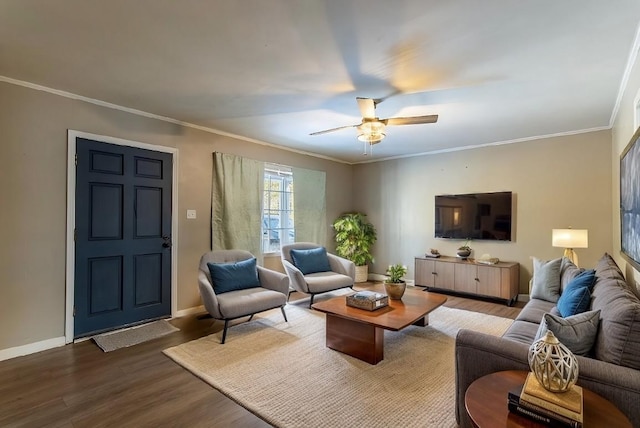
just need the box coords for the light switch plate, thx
[186,209,197,219]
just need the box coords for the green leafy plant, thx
[458,239,472,251]
[332,212,377,266]
[386,264,407,283]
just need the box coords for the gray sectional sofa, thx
[455,254,640,427]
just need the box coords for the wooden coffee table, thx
[465,370,632,427]
[311,285,447,364]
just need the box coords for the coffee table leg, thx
[413,314,429,327]
[325,314,384,364]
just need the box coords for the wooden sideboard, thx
[415,256,519,305]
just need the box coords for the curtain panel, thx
[211,153,264,259]
[211,152,327,258]
[292,167,327,246]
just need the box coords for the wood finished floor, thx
[1,283,523,428]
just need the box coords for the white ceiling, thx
[2,1,640,163]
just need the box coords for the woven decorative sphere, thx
[528,331,579,392]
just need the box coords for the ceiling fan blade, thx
[383,115,439,126]
[309,124,359,136]
[356,97,377,120]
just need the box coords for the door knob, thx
[162,235,172,248]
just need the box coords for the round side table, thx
[464,370,631,427]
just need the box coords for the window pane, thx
[262,164,294,253]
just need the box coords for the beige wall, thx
[0,82,353,351]
[612,46,640,290]
[352,130,613,293]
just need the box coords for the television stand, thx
[414,256,519,305]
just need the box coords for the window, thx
[262,164,295,253]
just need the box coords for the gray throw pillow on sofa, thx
[530,258,562,302]
[534,310,601,356]
[560,257,582,293]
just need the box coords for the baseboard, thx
[367,273,387,281]
[0,336,66,362]
[366,274,414,287]
[174,305,205,318]
[518,294,530,303]
[0,306,209,361]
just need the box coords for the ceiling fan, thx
[309,97,438,148]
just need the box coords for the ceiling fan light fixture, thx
[357,120,386,144]
[357,132,386,144]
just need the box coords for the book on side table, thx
[508,373,583,428]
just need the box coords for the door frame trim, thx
[65,130,179,343]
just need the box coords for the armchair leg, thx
[281,306,288,322]
[247,314,254,322]
[309,294,315,309]
[221,319,230,344]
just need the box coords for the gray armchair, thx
[281,242,356,308]
[198,250,289,343]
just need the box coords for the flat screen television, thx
[435,191,513,241]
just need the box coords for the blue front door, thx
[74,138,173,338]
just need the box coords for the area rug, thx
[93,319,179,352]
[163,304,513,428]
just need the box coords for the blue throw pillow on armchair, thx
[290,247,331,275]
[207,257,260,294]
[557,269,596,317]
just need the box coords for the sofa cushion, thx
[530,257,562,302]
[216,287,286,319]
[515,298,556,324]
[207,257,260,294]
[591,263,640,370]
[557,270,596,317]
[290,247,331,275]
[503,320,540,345]
[595,253,626,282]
[595,252,640,298]
[304,271,353,293]
[534,310,600,356]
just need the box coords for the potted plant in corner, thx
[456,239,472,260]
[332,212,377,283]
[384,264,408,300]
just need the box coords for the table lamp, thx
[552,228,588,266]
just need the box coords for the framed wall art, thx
[620,126,640,271]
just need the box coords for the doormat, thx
[93,320,179,352]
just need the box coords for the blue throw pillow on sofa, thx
[290,247,331,275]
[557,269,596,317]
[207,257,260,294]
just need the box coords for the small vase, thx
[384,281,406,300]
[528,331,579,392]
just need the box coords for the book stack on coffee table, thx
[508,372,584,428]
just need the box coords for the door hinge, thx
[74,228,77,241]
[75,153,78,166]
[73,306,76,317]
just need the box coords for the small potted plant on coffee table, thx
[384,264,408,300]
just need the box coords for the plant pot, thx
[384,280,406,300]
[456,249,471,259]
[354,265,368,283]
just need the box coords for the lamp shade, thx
[552,229,588,249]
